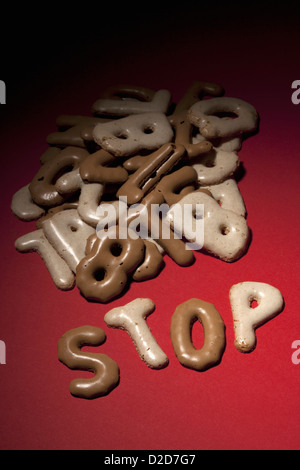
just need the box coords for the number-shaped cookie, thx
[76,229,145,302]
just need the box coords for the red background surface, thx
[0,3,300,450]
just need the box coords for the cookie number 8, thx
[76,229,145,303]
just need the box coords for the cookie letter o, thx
[170,298,226,371]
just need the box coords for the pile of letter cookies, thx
[11,81,284,398]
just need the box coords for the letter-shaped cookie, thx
[188,97,258,139]
[14,229,75,290]
[202,178,246,217]
[166,191,249,262]
[29,146,89,206]
[104,298,169,369]
[190,146,240,185]
[58,326,120,399]
[46,115,111,148]
[92,89,171,116]
[155,166,198,206]
[55,168,106,228]
[229,282,284,353]
[55,167,83,194]
[92,112,174,157]
[93,84,156,108]
[168,81,224,158]
[170,298,226,371]
[132,240,164,281]
[192,132,242,152]
[79,148,128,184]
[42,209,95,273]
[11,184,45,221]
[128,189,195,267]
[116,143,185,204]
[77,182,106,227]
[35,202,79,229]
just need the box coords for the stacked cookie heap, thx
[11,81,259,303]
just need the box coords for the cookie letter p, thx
[229,282,284,353]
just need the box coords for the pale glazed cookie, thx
[192,133,242,152]
[35,201,79,229]
[11,184,45,221]
[54,166,106,228]
[55,167,83,194]
[215,136,242,152]
[92,112,174,157]
[190,132,241,185]
[190,147,240,185]
[170,298,226,371]
[42,209,95,273]
[15,229,75,290]
[188,97,258,139]
[229,282,284,353]
[92,89,171,117]
[95,199,126,232]
[166,190,249,262]
[201,178,246,217]
[104,298,169,369]
[77,182,106,228]
[47,115,112,148]
[58,325,120,399]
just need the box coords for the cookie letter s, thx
[58,326,120,398]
